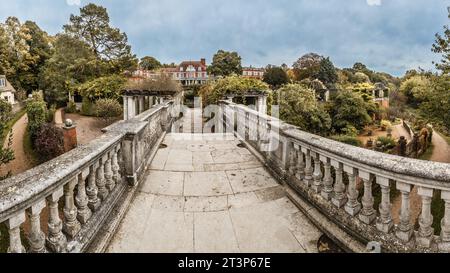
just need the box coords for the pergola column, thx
[256,95,267,115]
[138,96,145,114]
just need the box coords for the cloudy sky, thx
[0,0,449,76]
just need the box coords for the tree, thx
[354,72,371,83]
[292,53,323,81]
[328,89,373,134]
[39,34,100,106]
[420,75,450,131]
[26,94,48,141]
[432,7,450,74]
[207,50,242,77]
[277,84,331,135]
[316,57,338,86]
[399,75,432,106]
[199,75,269,105]
[77,74,126,101]
[263,66,289,88]
[126,73,182,93]
[18,21,53,93]
[139,56,162,70]
[63,3,137,73]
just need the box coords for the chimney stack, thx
[201,58,206,66]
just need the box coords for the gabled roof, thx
[0,75,16,93]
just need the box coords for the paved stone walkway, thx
[107,133,322,253]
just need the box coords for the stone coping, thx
[0,133,124,222]
[223,101,450,185]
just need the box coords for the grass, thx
[22,126,39,166]
[0,109,26,146]
[419,143,434,161]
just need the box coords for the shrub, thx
[81,97,95,116]
[331,135,362,147]
[65,101,77,114]
[95,98,123,123]
[376,136,397,150]
[0,99,12,133]
[380,120,392,131]
[26,97,48,141]
[34,123,65,161]
[47,105,57,123]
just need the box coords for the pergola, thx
[122,89,181,120]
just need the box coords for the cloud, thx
[366,0,382,6]
[66,0,81,6]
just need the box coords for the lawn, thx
[0,109,26,146]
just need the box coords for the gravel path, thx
[0,114,36,177]
[430,131,450,163]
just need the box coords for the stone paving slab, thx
[107,133,322,253]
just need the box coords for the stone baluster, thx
[63,177,81,238]
[96,157,109,201]
[86,164,100,211]
[439,191,450,252]
[6,212,26,253]
[27,200,46,253]
[302,148,313,187]
[295,148,305,181]
[395,181,413,242]
[358,171,376,224]
[105,151,115,191]
[289,145,298,176]
[112,145,121,184]
[344,166,361,216]
[75,169,92,224]
[320,156,333,200]
[416,187,434,247]
[311,152,323,193]
[376,176,393,233]
[46,188,67,252]
[331,160,346,208]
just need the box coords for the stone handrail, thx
[219,101,450,252]
[0,101,176,253]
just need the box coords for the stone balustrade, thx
[218,101,450,253]
[0,100,176,253]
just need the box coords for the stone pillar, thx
[127,96,136,119]
[376,176,393,233]
[417,187,434,247]
[26,201,46,253]
[395,182,413,242]
[148,96,154,109]
[6,213,26,253]
[46,188,67,253]
[138,96,145,114]
[63,119,77,153]
[344,166,361,216]
[257,95,267,115]
[123,96,129,120]
[331,160,346,208]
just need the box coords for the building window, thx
[0,79,5,87]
